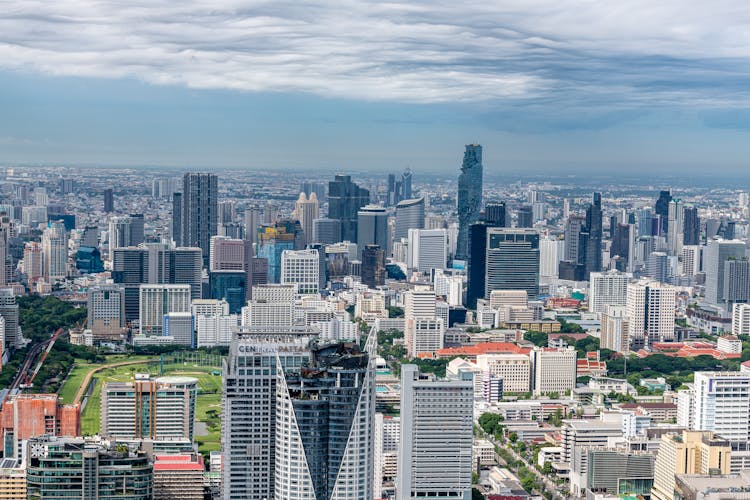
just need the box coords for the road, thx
[483,432,566,500]
[5,337,52,395]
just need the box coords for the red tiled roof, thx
[436,342,531,358]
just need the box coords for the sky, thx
[2,0,750,175]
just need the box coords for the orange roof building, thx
[0,394,80,460]
[436,342,531,361]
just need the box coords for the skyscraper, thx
[580,192,603,279]
[312,218,342,245]
[484,201,507,227]
[466,222,490,309]
[564,214,586,263]
[294,192,320,246]
[138,284,191,336]
[357,205,388,255]
[256,220,304,283]
[243,205,260,252]
[87,285,126,341]
[516,205,533,228]
[280,249,320,294]
[485,228,540,299]
[274,339,376,500]
[361,244,386,288]
[408,228,447,273]
[221,326,318,500]
[456,144,483,260]
[103,188,114,213]
[683,205,700,246]
[401,167,413,200]
[626,280,676,348]
[172,192,182,246]
[394,197,425,242]
[704,238,748,307]
[397,365,473,500]
[182,172,218,263]
[667,200,684,256]
[41,222,67,282]
[655,190,672,236]
[101,374,197,441]
[328,174,370,243]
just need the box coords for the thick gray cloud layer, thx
[1,1,750,105]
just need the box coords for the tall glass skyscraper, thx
[328,174,370,243]
[182,173,218,264]
[484,228,540,299]
[456,144,483,260]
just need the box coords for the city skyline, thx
[2,2,750,172]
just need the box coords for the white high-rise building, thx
[531,346,577,396]
[539,236,564,279]
[692,371,750,441]
[434,270,463,306]
[374,414,400,499]
[41,222,67,282]
[733,303,750,337]
[408,228,447,272]
[109,216,133,250]
[397,365,473,500]
[191,299,230,317]
[294,192,320,246]
[280,249,320,294]
[87,285,126,341]
[704,239,747,306]
[681,245,702,277]
[589,270,629,314]
[667,200,684,256]
[626,280,676,347]
[405,287,437,357]
[601,305,630,353]
[138,284,191,336]
[101,374,197,441]
[34,187,48,206]
[196,314,238,347]
[475,353,531,393]
[241,285,295,327]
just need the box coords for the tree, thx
[524,331,547,347]
[542,462,553,474]
[472,488,485,500]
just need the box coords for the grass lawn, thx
[73,356,224,454]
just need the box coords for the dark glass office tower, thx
[275,341,375,499]
[516,205,533,228]
[361,244,385,288]
[683,206,700,245]
[103,188,114,213]
[328,174,370,243]
[172,192,182,246]
[182,173,218,264]
[401,168,413,200]
[467,222,489,308]
[484,202,507,227]
[581,192,603,279]
[655,190,672,236]
[456,144,483,260]
[485,228,540,299]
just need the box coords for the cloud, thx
[1,0,750,107]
